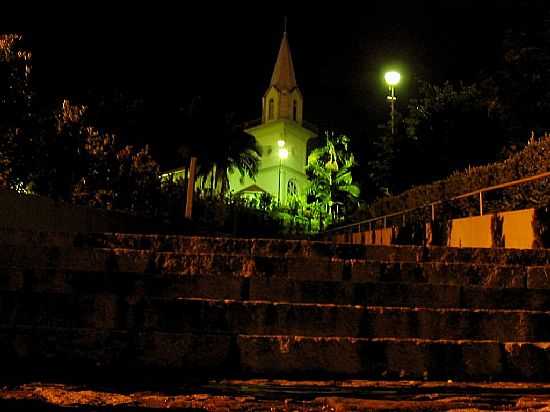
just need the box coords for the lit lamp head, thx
[384,71,401,87]
[278,147,289,159]
[277,139,286,148]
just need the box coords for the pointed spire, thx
[269,27,297,91]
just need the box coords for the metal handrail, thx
[326,170,550,234]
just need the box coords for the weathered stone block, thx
[485,266,526,288]
[527,266,550,289]
[504,342,550,380]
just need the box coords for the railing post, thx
[402,214,406,226]
[479,192,483,216]
[185,156,198,219]
[383,216,387,229]
[431,204,435,221]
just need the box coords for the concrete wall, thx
[367,228,394,246]
[331,227,394,246]
[330,208,538,250]
[448,208,536,249]
[502,209,536,249]
[448,215,493,248]
[0,190,167,234]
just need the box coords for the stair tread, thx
[171,296,550,314]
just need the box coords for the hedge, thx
[358,136,550,221]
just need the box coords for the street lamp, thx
[278,141,289,205]
[384,71,401,136]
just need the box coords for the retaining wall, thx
[331,208,538,249]
[0,189,168,234]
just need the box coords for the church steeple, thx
[269,32,298,91]
[262,27,304,125]
[232,21,317,206]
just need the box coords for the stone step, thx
[4,291,550,342]
[0,228,78,248]
[250,279,550,311]
[144,298,550,342]
[5,268,550,310]
[6,229,550,265]
[237,335,550,380]
[1,325,549,380]
[72,232,550,265]
[77,234,423,261]
[2,246,548,289]
[0,326,235,375]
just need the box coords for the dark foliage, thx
[358,136,550,222]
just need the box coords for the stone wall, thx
[0,189,168,234]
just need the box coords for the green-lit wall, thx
[229,119,315,204]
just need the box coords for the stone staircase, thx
[3,229,550,381]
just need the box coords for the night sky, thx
[22,2,550,170]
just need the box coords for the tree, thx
[0,34,35,191]
[404,81,502,185]
[64,100,160,215]
[306,132,360,225]
[480,16,550,144]
[204,112,261,196]
[178,97,261,197]
[367,80,503,197]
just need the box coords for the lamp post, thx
[384,71,401,136]
[277,140,288,205]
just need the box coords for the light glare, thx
[279,148,289,159]
[384,71,401,86]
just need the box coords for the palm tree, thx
[203,113,261,196]
[178,97,261,197]
[306,132,360,224]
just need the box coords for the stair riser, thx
[253,280,550,310]
[65,233,550,265]
[255,280,524,310]
[3,292,550,342]
[0,252,510,287]
[7,230,550,265]
[1,327,549,380]
[239,336,550,380]
[143,300,550,342]
[1,258,544,292]
[0,269,246,300]
[0,327,235,374]
[72,235,423,261]
[4,269,550,310]
[0,292,123,330]
[0,229,77,249]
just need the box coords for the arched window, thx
[287,179,298,197]
[268,99,274,120]
[292,100,297,121]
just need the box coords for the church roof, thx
[235,184,267,194]
[269,32,298,91]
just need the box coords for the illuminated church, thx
[161,29,316,205]
[228,30,317,204]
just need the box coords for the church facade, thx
[228,31,317,205]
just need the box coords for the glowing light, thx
[278,148,289,159]
[384,71,401,86]
[277,140,286,147]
